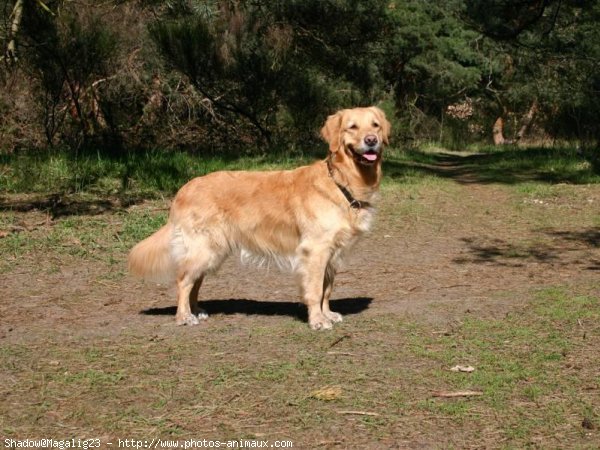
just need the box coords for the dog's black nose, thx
[364,134,378,147]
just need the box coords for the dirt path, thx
[1,158,598,340]
[1,153,599,449]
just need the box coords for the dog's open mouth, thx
[358,149,379,164]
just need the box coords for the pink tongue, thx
[363,152,378,161]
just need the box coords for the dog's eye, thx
[373,122,380,128]
[347,123,358,130]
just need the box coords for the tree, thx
[149,0,389,146]
[380,0,486,143]
[2,0,24,64]
[465,0,600,145]
[1,0,599,153]
[1,1,119,146]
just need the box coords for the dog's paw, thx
[309,313,333,331]
[323,310,343,323]
[196,309,209,320]
[176,313,201,326]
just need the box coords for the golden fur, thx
[128,106,391,329]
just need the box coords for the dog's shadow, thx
[140,297,372,322]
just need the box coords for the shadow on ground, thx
[385,147,599,185]
[454,227,600,270]
[140,297,373,322]
[0,193,148,218]
[545,228,600,247]
[454,237,558,267]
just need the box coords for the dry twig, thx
[432,390,483,398]
[336,410,380,417]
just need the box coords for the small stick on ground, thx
[432,390,483,398]
[336,410,380,416]
[328,333,352,348]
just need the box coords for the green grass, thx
[0,203,168,273]
[1,144,598,447]
[0,147,317,196]
[1,144,598,198]
[0,287,597,446]
[385,145,600,185]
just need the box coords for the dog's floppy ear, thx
[320,110,344,153]
[371,106,391,145]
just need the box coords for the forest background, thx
[1,0,599,160]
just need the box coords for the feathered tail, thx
[128,223,176,284]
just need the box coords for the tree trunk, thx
[140,74,164,124]
[493,116,505,145]
[516,98,538,141]
[4,0,24,64]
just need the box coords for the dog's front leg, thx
[299,247,334,330]
[322,265,343,323]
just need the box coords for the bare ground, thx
[1,155,599,449]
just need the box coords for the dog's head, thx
[320,106,391,166]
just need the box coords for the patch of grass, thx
[472,146,599,184]
[0,147,317,196]
[385,145,600,186]
[533,287,598,323]
[56,368,127,387]
[1,145,599,447]
[1,285,597,447]
[1,149,124,193]
[120,209,169,244]
[515,182,565,199]
[0,201,172,274]
[421,287,598,433]
[0,231,34,260]
[2,144,598,203]
[256,361,294,382]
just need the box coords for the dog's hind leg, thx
[175,272,203,326]
[174,251,225,325]
[321,265,342,323]
[176,268,214,325]
[173,228,228,325]
[189,275,208,320]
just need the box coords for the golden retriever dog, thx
[128,106,390,330]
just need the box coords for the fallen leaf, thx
[450,365,475,373]
[326,351,356,356]
[311,386,342,401]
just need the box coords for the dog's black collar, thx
[326,157,370,209]
[336,182,365,209]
